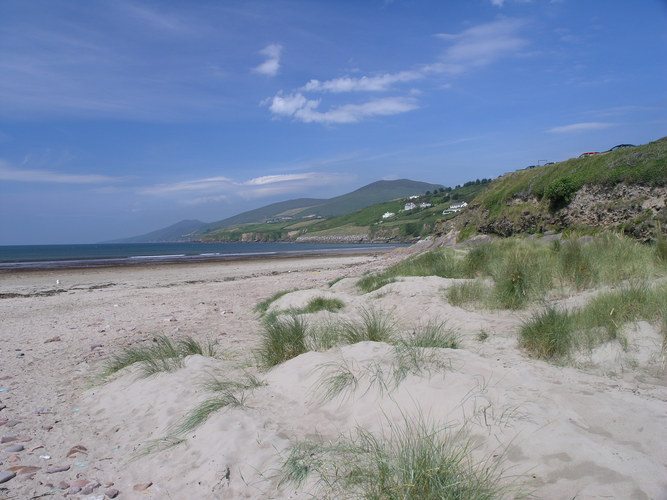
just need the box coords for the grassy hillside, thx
[202,181,491,242]
[440,137,667,241]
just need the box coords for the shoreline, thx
[0,246,398,274]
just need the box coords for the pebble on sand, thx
[105,488,120,498]
[46,464,71,473]
[0,471,16,484]
[133,481,153,491]
[4,444,23,453]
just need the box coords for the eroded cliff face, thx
[436,184,666,242]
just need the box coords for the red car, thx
[578,152,598,158]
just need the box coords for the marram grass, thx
[102,335,219,379]
[280,417,514,499]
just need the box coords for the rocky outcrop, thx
[436,184,666,242]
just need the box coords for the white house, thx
[442,201,468,215]
[419,203,432,208]
[382,212,395,219]
[404,202,417,211]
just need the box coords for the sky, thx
[1,0,666,245]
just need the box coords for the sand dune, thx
[1,251,665,499]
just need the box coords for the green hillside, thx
[438,137,667,241]
[202,180,491,242]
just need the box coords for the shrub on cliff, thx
[545,177,578,210]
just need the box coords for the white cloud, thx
[302,71,421,93]
[0,161,122,184]
[141,171,352,200]
[266,94,418,124]
[140,176,234,195]
[432,19,528,73]
[547,122,616,133]
[265,19,527,125]
[253,43,283,77]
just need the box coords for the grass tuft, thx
[280,417,510,499]
[255,314,309,368]
[341,307,397,344]
[519,307,572,360]
[174,374,265,434]
[103,335,218,378]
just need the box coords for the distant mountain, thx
[105,219,205,243]
[112,179,443,243]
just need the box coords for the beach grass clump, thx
[520,283,667,360]
[519,307,572,360]
[491,248,545,310]
[357,249,469,293]
[446,280,491,307]
[573,282,666,349]
[254,289,297,316]
[280,418,508,499]
[558,239,596,290]
[103,335,219,378]
[341,307,397,344]
[402,319,461,349]
[256,314,309,368]
[297,296,345,314]
[174,374,265,434]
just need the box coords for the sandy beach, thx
[1,249,666,499]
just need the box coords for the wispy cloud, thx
[0,161,123,184]
[141,171,352,201]
[253,44,283,76]
[431,18,528,74]
[267,94,418,124]
[547,122,616,133]
[302,71,421,93]
[266,18,527,124]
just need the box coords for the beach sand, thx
[0,250,666,499]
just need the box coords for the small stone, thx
[46,464,70,473]
[4,445,23,453]
[90,344,103,351]
[81,481,100,494]
[68,486,82,495]
[33,407,48,415]
[6,455,20,463]
[0,471,16,484]
[105,488,120,498]
[17,465,40,476]
[44,336,62,343]
[42,425,53,431]
[58,480,70,489]
[133,481,152,491]
[66,444,88,457]
[70,478,89,488]
[1,435,18,444]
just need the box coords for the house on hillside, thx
[404,202,417,211]
[381,212,395,219]
[442,201,468,214]
[419,203,432,208]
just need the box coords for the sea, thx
[0,242,404,271]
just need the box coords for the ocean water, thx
[0,242,401,271]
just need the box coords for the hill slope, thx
[436,137,667,241]
[114,179,443,243]
[105,219,206,243]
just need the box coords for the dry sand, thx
[0,250,665,499]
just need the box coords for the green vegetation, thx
[173,374,265,434]
[280,417,509,500]
[102,335,218,378]
[255,314,309,368]
[474,139,667,218]
[199,180,490,243]
[520,283,667,360]
[254,289,297,315]
[291,296,345,315]
[341,306,398,344]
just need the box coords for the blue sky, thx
[1,0,666,244]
